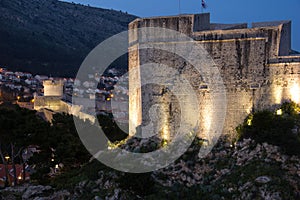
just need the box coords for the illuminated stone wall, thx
[43,80,64,97]
[34,79,96,123]
[34,96,69,112]
[34,96,96,123]
[268,57,300,105]
[128,44,142,136]
[128,13,300,140]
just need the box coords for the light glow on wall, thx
[272,84,283,104]
[161,103,170,141]
[201,102,213,141]
[290,82,300,104]
[162,125,170,141]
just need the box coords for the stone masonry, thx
[128,13,300,141]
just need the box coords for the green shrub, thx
[236,102,300,155]
[117,172,155,196]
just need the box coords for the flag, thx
[201,0,207,9]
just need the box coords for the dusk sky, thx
[62,0,300,51]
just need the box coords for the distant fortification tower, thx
[128,13,300,140]
[34,79,68,112]
[43,80,64,97]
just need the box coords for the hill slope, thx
[0,0,137,77]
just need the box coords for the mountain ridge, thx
[0,0,137,77]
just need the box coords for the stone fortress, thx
[34,80,67,112]
[128,13,300,141]
[34,79,96,123]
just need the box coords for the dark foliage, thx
[97,113,128,142]
[237,102,300,155]
[117,172,155,196]
[0,104,92,183]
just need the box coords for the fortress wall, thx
[34,97,96,123]
[128,16,269,138]
[200,38,267,86]
[128,44,142,135]
[198,38,267,136]
[130,14,289,60]
[134,46,201,139]
[193,27,282,59]
[131,40,260,138]
[268,62,300,105]
[76,111,96,123]
[128,20,139,45]
[129,15,194,46]
[278,22,292,56]
[137,15,194,35]
[210,23,248,30]
[193,13,210,31]
[43,80,64,97]
[130,15,285,59]
[34,96,69,113]
[128,14,299,140]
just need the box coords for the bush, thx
[236,102,300,155]
[97,113,128,142]
[117,172,155,196]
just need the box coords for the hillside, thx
[0,0,137,77]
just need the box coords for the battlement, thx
[129,13,292,57]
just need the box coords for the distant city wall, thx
[34,80,96,124]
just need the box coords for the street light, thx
[4,155,10,162]
[276,109,283,115]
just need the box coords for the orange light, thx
[31,99,35,103]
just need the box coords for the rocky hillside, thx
[0,0,137,77]
[1,137,300,199]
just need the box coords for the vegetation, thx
[0,0,136,77]
[0,104,92,185]
[97,113,128,142]
[0,103,131,187]
[50,159,108,190]
[236,101,300,155]
[1,102,300,199]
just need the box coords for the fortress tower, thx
[43,80,64,97]
[128,13,300,140]
[34,79,68,112]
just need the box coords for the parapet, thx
[210,23,248,30]
[129,13,294,58]
[253,20,291,56]
[252,20,291,28]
